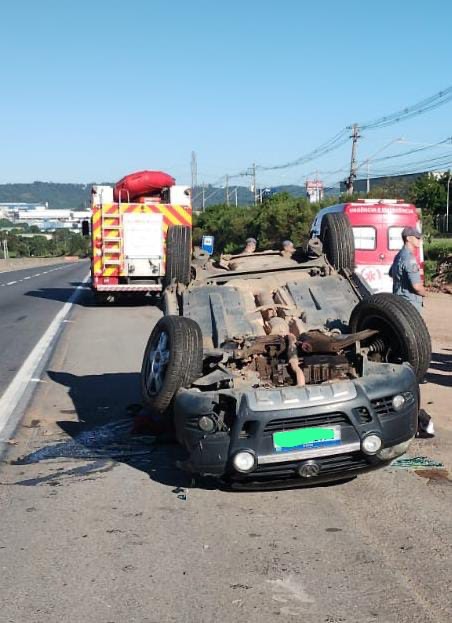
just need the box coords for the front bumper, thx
[173,363,418,485]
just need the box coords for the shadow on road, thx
[25,282,160,308]
[13,370,354,493]
[14,370,199,490]
[426,352,452,388]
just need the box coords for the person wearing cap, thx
[281,240,296,258]
[389,227,427,313]
[241,238,257,254]
[390,227,434,437]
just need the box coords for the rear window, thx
[388,227,404,251]
[352,226,376,250]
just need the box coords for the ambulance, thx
[311,199,424,293]
[89,170,192,302]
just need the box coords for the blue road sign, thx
[201,235,214,255]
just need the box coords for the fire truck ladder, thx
[100,198,126,273]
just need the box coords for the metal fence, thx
[435,214,452,234]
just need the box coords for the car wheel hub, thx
[146,332,170,395]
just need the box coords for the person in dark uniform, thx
[389,227,427,312]
[390,226,434,437]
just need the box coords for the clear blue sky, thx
[1,0,452,187]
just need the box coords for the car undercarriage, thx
[141,230,431,487]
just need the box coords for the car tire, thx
[141,315,203,416]
[349,293,431,382]
[164,225,192,288]
[320,213,355,271]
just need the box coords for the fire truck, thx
[89,171,192,302]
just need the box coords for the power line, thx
[256,129,349,172]
[195,85,452,195]
[360,86,452,130]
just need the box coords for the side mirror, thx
[82,220,90,237]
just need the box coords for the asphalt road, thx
[0,260,89,398]
[0,289,451,623]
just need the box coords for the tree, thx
[193,193,321,255]
[28,236,50,257]
[409,174,447,216]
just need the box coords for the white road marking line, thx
[0,274,90,442]
[6,281,17,285]
[23,276,31,280]
[34,273,41,277]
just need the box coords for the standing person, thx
[390,227,434,438]
[389,227,427,312]
[241,238,257,254]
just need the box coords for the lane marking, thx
[0,274,90,442]
[0,262,85,287]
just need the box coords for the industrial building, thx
[0,203,90,232]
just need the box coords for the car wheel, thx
[141,315,203,416]
[320,213,355,272]
[349,293,431,382]
[164,225,192,288]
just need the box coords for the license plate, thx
[273,426,341,453]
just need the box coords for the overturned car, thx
[141,218,431,487]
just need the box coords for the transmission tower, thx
[191,151,198,191]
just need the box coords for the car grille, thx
[263,412,349,435]
[353,406,373,423]
[253,453,369,479]
[371,393,415,417]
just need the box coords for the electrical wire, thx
[360,86,452,130]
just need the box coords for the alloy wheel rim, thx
[146,331,170,395]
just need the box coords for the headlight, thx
[361,434,382,455]
[198,415,216,433]
[377,438,413,461]
[392,394,406,411]
[232,451,256,473]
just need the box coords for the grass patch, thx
[424,238,452,262]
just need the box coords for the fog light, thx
[392,394,406,411]
[198,415,216,433]
[362,434,382,455]
[232,451,256,473]
[377,439,413,461]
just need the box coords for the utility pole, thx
[234,187,238,207]
[447,171,451,232]
[2,239,9,259]
[345,124,360,195]
[225,175,229,206]
[252,162,257,205]
[202,183,205,211]
[191,151,198,193]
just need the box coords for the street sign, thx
[201,235,214,255]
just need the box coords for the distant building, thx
[305,180,324,203]
[0,203,90,232]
